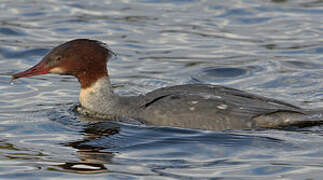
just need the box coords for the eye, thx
[55,56,62,61]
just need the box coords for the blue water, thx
[0,0,323,179]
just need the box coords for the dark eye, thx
[55,56,62,61]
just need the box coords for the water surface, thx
[0,0,323,179]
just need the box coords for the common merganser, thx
[12,39,323,130]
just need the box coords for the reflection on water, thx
[0,0,323,179]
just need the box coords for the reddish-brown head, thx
[12,39,114,88]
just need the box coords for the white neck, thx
[79,76,118,114]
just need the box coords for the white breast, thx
[79,76,117,114]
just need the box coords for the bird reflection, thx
[57,115,122,174]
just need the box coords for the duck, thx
[12,39,323,130]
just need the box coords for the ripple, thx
[192,65,264,83]
[0,27,26,36]
[282,60,323,70]
[0,47,48,59]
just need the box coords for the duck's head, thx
[12,39,115,88]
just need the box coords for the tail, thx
[253,109,323,129]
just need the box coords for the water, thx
[0,0,323,179]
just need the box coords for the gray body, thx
[79,76,323,131]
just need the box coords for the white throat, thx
[79,76,117,114]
